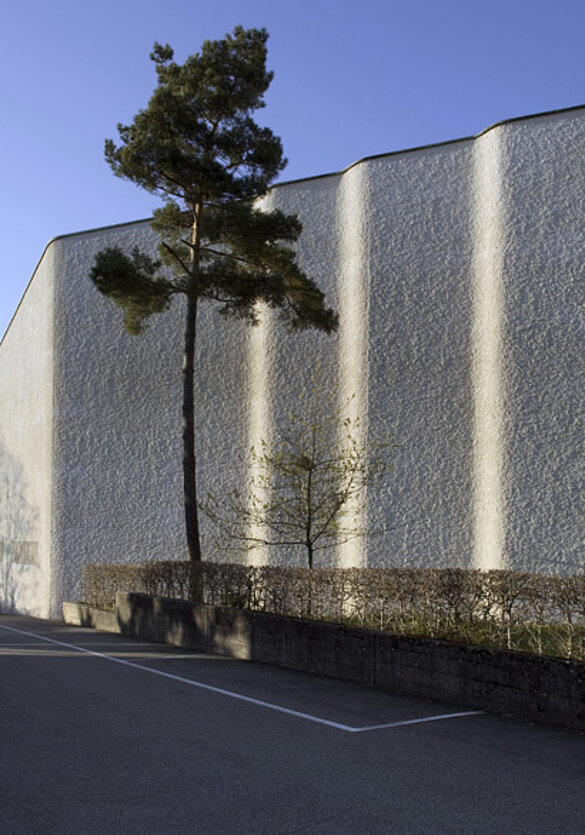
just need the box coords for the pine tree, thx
[90,27,337,562]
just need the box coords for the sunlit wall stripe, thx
[335,163,370,568]
[471,130,507,570]
[245,301,272,566]
[244,192,274,566]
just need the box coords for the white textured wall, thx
[3,105,585,616]
[50,222,252,611]
[258,174,342,566]
[471,127,507,570]
[365,140,476,568]
[243,106,585,573]
[500,111,585,573]
[0,241,56,616]
[51,222,184,610]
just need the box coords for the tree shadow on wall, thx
[0,442,40,614]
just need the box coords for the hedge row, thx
[82,562,585,659]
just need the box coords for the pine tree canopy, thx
[91,26,338,335]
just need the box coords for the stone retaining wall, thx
[63,593,585,729]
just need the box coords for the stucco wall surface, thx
[50,221,258,611]
[3,105,585,617]
[51,222,184,611]
[262,142,478,569]
[500,111,585,573]
[363,141,475,568]
[0,242,55,616]
[207,107,585,575]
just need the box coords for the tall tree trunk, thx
[183,293,202,563]
[306,454,314,570]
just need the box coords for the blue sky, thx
[2,0,585,337]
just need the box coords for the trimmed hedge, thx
[82,562,585,659]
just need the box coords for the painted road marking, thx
[0,623,482,732]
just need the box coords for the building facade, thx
[2,106,585,618]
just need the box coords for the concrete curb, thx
[62,602,119,633]
[63,594,585,729]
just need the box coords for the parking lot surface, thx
[1,615,584,834]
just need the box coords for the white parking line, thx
[0,623,482,732]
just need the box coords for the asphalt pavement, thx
[1,614,584,834]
